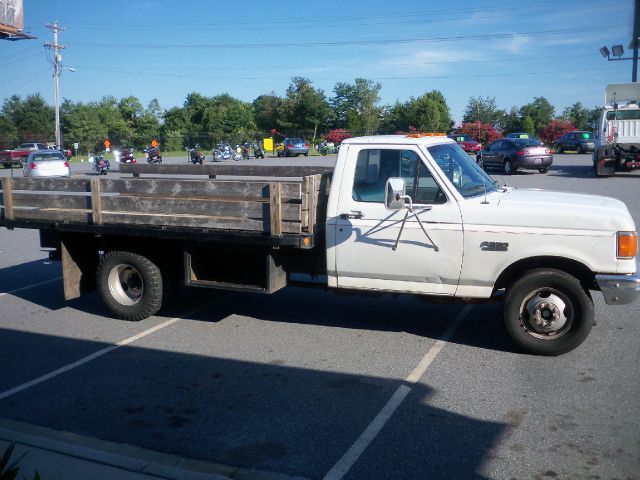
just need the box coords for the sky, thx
[0,0,635,124]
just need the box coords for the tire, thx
[2,163,10,169]
[538,167,548,174]
[557,144,563,154]
[503,159,513,175]
[97,251,164,321]
[304,152,309,157]
[576,144,583,154]
[503,269,594,356]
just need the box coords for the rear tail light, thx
[617,232,638,259]
[518,150,524,156]
[305,143,309,148]
[545,149,552,154]
[288,145,293,149]
[30,163,37,169]
[132,159,136,163]
[64,161,69,167]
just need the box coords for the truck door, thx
[332,145,463,295]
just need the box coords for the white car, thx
[23,150,70,177]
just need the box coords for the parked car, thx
[476,138,553,175]
[555,131,595,154]
[277,138,309,157]
[447,134,481,153]
[23,150,70,177]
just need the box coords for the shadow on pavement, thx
[0,326,506,479]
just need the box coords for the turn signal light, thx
[617,231,638,259]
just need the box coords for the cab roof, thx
[341,134,455,146]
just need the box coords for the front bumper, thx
[596,269,640,305]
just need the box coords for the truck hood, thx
[486,188,636,232]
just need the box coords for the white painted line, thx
[0,277,62,298]
[323,305,473,480]
[0,307,206,400]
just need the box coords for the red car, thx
[448,134,482,153]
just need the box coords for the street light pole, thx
[633,0,639,82]
[45,21,65,148]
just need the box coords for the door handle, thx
[340,211,364,220]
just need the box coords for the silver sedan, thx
[23,150,70,177]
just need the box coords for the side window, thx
[490,141,501,151]
[352,149,446,204]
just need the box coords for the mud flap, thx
[61,234,99,300]
[594,147,616,176]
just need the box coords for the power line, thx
[66,25,625,50]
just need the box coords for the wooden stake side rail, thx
[118,163,334,178]
[1,175,330,240]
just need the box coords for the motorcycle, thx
[189,146,204,164]
[95,155,110,175]
[252,142,265,159]
[147,147,162,164]
[317,141,338,156]
[241,142,250,160]
[213,142,233,162]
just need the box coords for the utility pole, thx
[45,21,65,148]
[633,0,639,82]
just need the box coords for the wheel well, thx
[493,256,596,294]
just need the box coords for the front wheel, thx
[557,144,563,154]
[576,144,583,154]
[503,269,594,356]
[97,251,164,321]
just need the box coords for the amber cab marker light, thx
[617,232,638,259]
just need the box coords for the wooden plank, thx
[118,163,333,178]
[1,178,14,220]
[12,208,91,223]
[11,193,91,210]
[99,178,302,201]
[101,211,301,233]
[308,175,317,234]
[91,178,103,225]
[269,182,282,236]
[11,177,90,193]
[100,196,301,221]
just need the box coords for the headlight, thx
[617,231,638,259]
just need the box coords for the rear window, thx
[449,135,473,142]
[578,132,593,139]
[606,110,640,120]
[32,153,65,161]
[512,138,542,146]
[287,138,304,143]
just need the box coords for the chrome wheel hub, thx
[108,264,143,306]
[520,290,572,339]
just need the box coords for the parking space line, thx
[0,277,62,298]
[323,305,473,480]
[0,306,207,401]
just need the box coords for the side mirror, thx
[385,177,406,210]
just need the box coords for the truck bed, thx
[0,164,331,248]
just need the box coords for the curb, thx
[0,418,307,480]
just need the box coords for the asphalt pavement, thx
[0,153,639,479]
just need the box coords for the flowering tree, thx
[539,120,575,145]
[459,121,502,146]
[324,128,352,144]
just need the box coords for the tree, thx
[0,113,18,149]
[253,93,285,131]
[519,97,554,134]
[460,121,501,146]
[283,77,333,141]
[539,119,576,145]
[2,94,54,143]
[402,90,452,132]
[331,78,382,134]
[522,116,535,136]
[462,96,505,129]
[324,128,352,144]
[61,99,106,153]
[502,106,521,134]
[561,102,590,130]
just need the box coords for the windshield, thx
[606,110,640,120]
[426,143,497,199]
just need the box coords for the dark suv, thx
[554,131,595,154]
